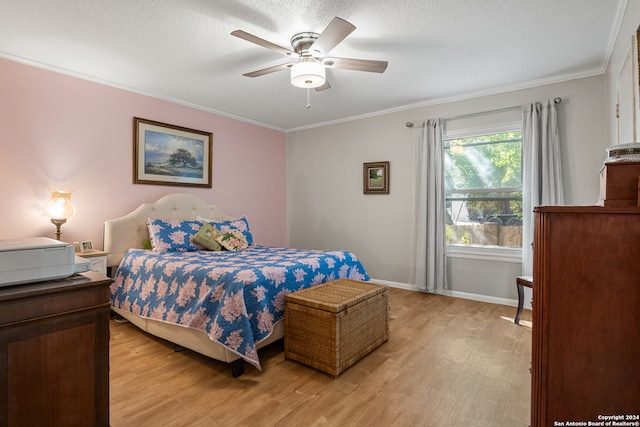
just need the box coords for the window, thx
[444,129,522,248]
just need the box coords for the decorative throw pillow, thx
[197,215,254,245]
[142,238,153,250]
[216,230,249,251]
[192,223,222,251]
[147,219,203,252]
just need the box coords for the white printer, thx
[0,237,91,287]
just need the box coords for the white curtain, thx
[521,99,564,275]
[410,119,447,292]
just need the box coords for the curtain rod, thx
[405,97,562,128]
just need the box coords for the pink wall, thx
[0,57,287,249]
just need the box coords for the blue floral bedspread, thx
[110,245,369,370]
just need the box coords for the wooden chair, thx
[515,275,533,324]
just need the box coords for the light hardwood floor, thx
[110,288,532,427]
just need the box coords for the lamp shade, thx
[291,60,326,88]
[44,189,75,220]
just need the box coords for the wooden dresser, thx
[531,206,640,426]
[0,271,112,427]
[599,161,640,206]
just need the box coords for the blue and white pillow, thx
[197,215,254,245]
[147,219,203,252]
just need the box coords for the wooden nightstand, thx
[77,250,108,275]
[0,271,112,426]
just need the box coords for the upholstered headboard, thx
[104,193,234,268]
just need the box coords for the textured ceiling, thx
[0,0,627,131]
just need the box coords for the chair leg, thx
[515,283,524,324]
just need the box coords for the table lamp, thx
[44,189,75,240]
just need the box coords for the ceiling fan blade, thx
[315,81,331,91]
[309,17,356,56]
[231,30,298,57]
[323,57,388,73]
[243,62,295,78]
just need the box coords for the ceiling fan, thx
[231,17,388,91]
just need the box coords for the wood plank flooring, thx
[110,288,532,427]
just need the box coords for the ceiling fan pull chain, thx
[306,88,311,109]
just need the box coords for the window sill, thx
[446,244,522,263]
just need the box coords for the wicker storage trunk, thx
[284,279,389,377]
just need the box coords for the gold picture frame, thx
[133,117,213,188]
[363,161,390,194]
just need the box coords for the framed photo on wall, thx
[363,161,390,194]
[133,117,213,188]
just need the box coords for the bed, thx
[104,193,369,376]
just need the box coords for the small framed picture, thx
[363,161,390,194]
[73,241,82,253]
[81,241,94,253]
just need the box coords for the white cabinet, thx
[616,28,640,145]
[77,250,108,275]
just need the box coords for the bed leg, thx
[230,359,244,377]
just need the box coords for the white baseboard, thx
[369,278,416,291]
[370,277,524,308]
[443,290,518,307]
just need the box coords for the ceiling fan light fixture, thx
[290,60,325,88]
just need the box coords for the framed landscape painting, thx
[133,117,212,188]
[363,161,390,194]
